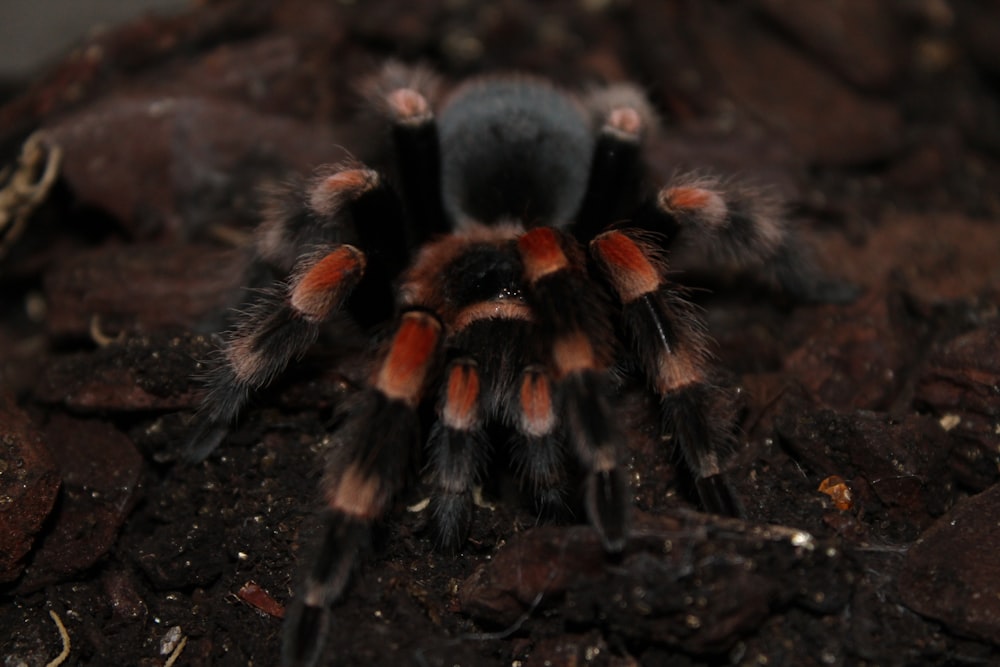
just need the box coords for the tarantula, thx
[187,63,848,666]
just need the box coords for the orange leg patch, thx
[290,245,366,321]
[655,348,704,395]
[324,464,385,519]
[225,333,266,385]
[659,185,727,227]
[518,227,569,282]
[309,168,379,216]
[606,106,643,138]
[442,362,481,431]
[320,168,378,195]
[387,88,432,124]
[519,369,555,437]
[591,231,661,303]
[552,332,598,377]
[375,311,442,405]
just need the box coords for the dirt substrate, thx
[2,1,1000,666]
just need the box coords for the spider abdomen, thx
[438,78,594,227]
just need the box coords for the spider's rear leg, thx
[591,230,742,517]
[518,227,629,551]
[187,167,408,461]
[366,62,449,241]
[186,243,366,461]
[574,99,647,240]
[282,310,442,667]
[643,176,857,303]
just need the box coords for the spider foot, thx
[560,371,629,552]
[281,602,328,667]
[183,417,230,463]
[584,467,629,552]
[429,490,473,553]
[696,473,745,519]
[772,244,861,303]
[426,359,488,552]
[282,513,368,667]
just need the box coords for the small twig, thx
[457,588,547,641]
[406,497,430,512]
[457,548,562,642]
[45,610,70,667]
[0,132,63,261]
[206,223,252,248]
[471,486,496,511]
[163,635,188,667]
[89,314,126,347]
[236,580,286,619]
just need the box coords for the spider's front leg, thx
[577,97,852,515]
[640,175,858,303]
[579,87,855,304]
[590,229,742,517]
[575,96,737,513]
[188,66,448,463]
[186,165,406,461]
[424,357,489,552]
[282,309,443,667]
[574,95,744,515]
[186,233,367,461]
[517,227,630,551]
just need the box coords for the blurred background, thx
[2,2,999,666]
[0,0,188,84]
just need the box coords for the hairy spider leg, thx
[518,227,629,551]
[385,92,451,241]
[570,102,740,517]
[430,323,570,539]
[651,176,857,303]
[186,167,407,461]
[364,62,449,242]
[186,243,365,461]
[257,167,406,282]
[590,230,742,517]
[574,103,646,241]
[424,358,490,552]
[282,310,443,667]
[403,224,618,549]
[508,366,568,520]
[432,325,574,550]
[401,227,560,550]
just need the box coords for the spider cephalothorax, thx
[187,63,848,667]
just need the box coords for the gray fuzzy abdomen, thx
[438,79,594,228]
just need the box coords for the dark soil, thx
[2,1,1000,666]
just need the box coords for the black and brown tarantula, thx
[187,63,849,666]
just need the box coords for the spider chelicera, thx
[186,62,849,667]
